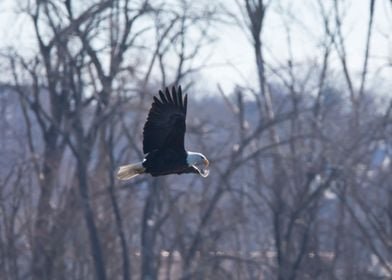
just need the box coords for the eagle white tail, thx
[117,162,145,180]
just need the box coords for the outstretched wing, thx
[143,86,188,154]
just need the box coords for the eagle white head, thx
[186,151,210,177]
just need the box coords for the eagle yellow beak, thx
[199,159,210,177]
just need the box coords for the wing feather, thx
[159,90,168,104]
[172,87,179,106]
[143,86,188,154]
[165,88,173,103]
[153,96,163,106]
[183,93,187,115]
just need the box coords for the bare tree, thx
[0,0,390,279]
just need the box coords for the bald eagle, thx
[117,86,209,180]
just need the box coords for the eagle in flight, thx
[117,86,209,180]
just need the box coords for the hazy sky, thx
[1,0,391,94]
